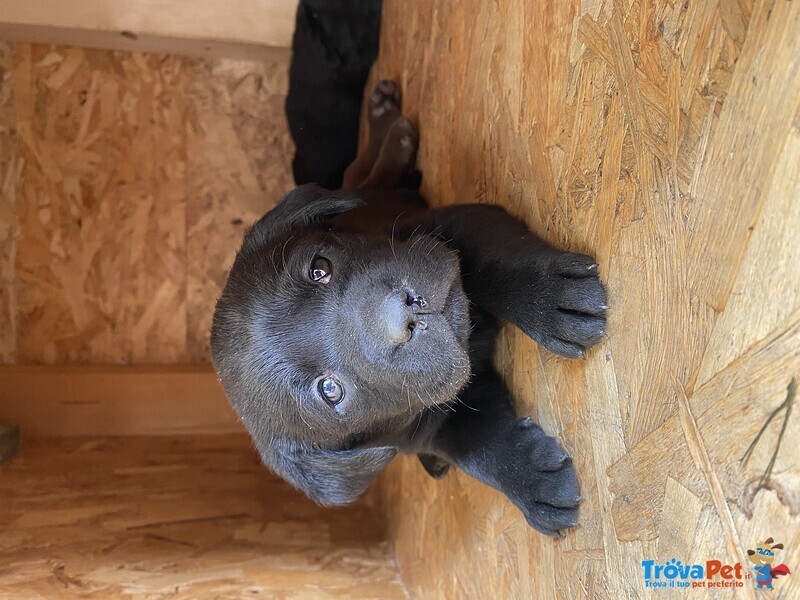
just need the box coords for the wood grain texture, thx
[0,365,242,436]
[373,0,800,598]
[0,0,298,50]
[185,58,294,362]
[0,43,293,364]
[0,24,293,64]
[0,43,17,362]
[0,436,406,599]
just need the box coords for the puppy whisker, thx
[297,406,313,430]
[279,234,300,285]
[389,213,404,260]
[407,225,426,251]
[402,375,412,416]
[414,392,432,412]
[421,388,450,414]
[408,236,423,252]
[456,397,481,412]
[410,411,424,440]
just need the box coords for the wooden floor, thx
[373,0,800,599]
[0,436,406,599]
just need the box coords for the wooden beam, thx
[0,0,297,60]
[0,365,244,437]
[0,423,19,463]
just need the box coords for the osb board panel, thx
[0,365,242,436]
[0,43,17,362]
[0,0,298,49]
[13,44,190,364]
[186,58,294,362]
[374,0,800,598]
[0,436,406,599]
[0,43,293,364]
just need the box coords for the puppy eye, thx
[309,256,332,284]
[318,376,344,405]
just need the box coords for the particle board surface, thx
[0,42,294,364]
[372,0,800,598]
[0,435,406,599]
[0,0,298,56]
[0,365,242,436]
[0,42,16,362]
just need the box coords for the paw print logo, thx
[663,558,684,579]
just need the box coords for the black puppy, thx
[212,82,607,537]
[286,0,383,189]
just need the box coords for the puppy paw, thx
[513,418,581,537]
[361,117,418,189]
[344,80,406,189]
[369,80,402,128]
[386,117,418,167]
[516,252,608,359]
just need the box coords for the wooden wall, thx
[0,43,293,365]
[0,0,298,57]
[373,0,800,598]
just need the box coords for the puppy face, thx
[212,187,471,450]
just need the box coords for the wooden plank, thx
[0,43,292,363]
[0,436,405,598]
[0,422,19,462]
[0,365,243,436]
[0,0,297,58]
[0,44,16,364]
[0,24,292,62]
[373,0,800,598]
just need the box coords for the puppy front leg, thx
[409,204,608,358]
[344,80,417,191]
[423,373,581,537]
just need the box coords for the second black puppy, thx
[286,0,383,189]
[212,82,607,537]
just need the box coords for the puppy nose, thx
[381,291,427,345]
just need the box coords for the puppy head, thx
[211,185,471,452]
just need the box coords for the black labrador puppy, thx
[286,0,383,189]
[212,82,607,537]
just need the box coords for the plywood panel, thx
[0,26,293,66]
[185,58,294,362]
[0,43,293,364]
[0,42,17,362]
[0,436,405,599]
[0,0,297,50]
[0,365,242,436]
[11,44,191,364]
[373,0,800,598]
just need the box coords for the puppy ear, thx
[242,184,364,253]
[747,550,755,555]
[772,543,784,550]
[261,438,397,506]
